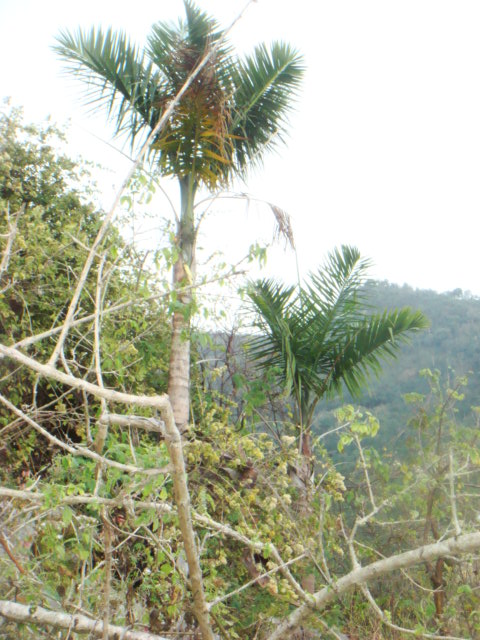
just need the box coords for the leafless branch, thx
[0,531,27,575]
[0,600,169,640]
[449,448,462,536]
[0,205,24,286]
[101,511,112,640]
[266,531,480,640]
[209,553,306,609]
[361,583,467,640]
[93,254,108,454]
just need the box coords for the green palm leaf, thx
[230,42,304,171]
[321,307,429,400]
[248,246,429,428]
[55,3,304,187]
[54,28,163,144]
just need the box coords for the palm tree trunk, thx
[168,176,197,431]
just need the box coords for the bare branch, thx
[0,392,171,476]
[361,583,467,640]
[208,553,306,609]
[354,434,376,511]
[0,531,27,575]
[0,205,24,286]
[98,413,165,434]
[0,600,169,640]
[93,254,108,454]
[101,511,112,640]
[449,448,462,537]
[266,531,480,640]
[0,343,170,409]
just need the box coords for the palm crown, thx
[248,246,429,430]
[54,1,303,190]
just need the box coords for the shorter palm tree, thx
[247,245,429,434]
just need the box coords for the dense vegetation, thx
[1,5,480,638]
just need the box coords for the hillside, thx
[316,280,480,450]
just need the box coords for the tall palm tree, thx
[248,246,429,442]
[55,1,303,429]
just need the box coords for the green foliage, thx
[0,104,170,477]
[2,109,480,640]
[54,1,304,188]
[317,280,480,452]
[248,245,428,429]
[336,371,480,637]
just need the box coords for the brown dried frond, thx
[270,203,295,249]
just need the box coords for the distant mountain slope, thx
[199,281,480,451]
[316,280,480,450]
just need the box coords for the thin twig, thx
[0,392,171,476]
[102,510,112,640]
[449,448,462,536]
[0,531,27,575]
[209,553,306,609]
[0,205,24,284]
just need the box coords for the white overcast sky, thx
[1,0,480,295]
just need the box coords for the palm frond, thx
[327,308,430,398]
[307,246,370,313]
[247,279,298,393]
[183,0,224,50]
[54,28,163,144]
[248,279,295,360]
[55,3,303,187]
[301,246,371,352]
[230,42,304,171]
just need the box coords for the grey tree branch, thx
[101,511,112,640]
[449,448,462,537]
[98,413,165,434]
[0,205,24,286]
[0,600,169,640]
[93,254,108,454]
[266,531,480,640]
[0,343,170,408]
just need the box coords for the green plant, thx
[248,245,429,433]
[54,1,304,429]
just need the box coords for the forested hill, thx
[316,280,480,448]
